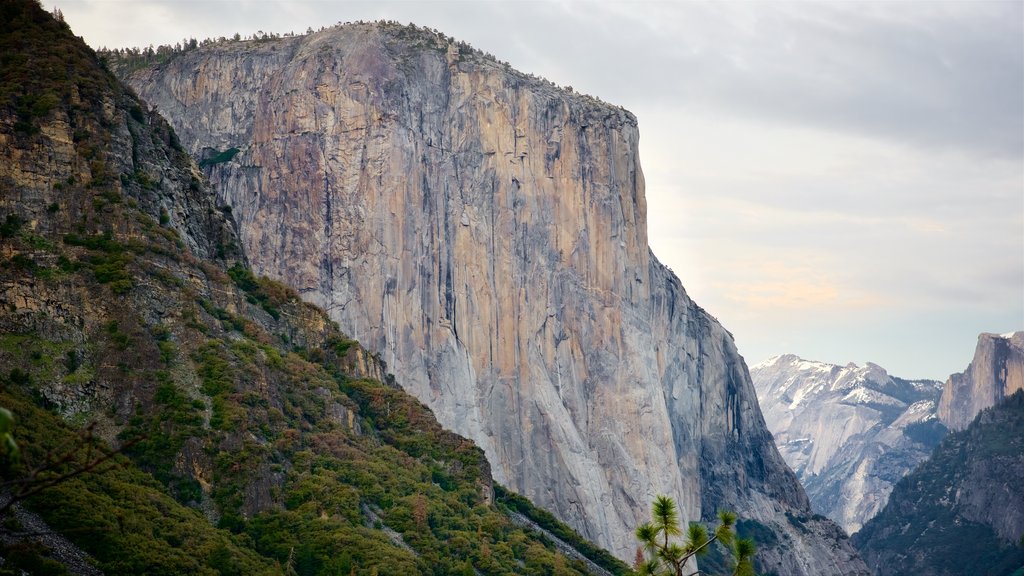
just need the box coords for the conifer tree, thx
[635,495,756,576]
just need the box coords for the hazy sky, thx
[46,0,1023,380]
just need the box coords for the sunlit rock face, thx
[752,355,946,535]
[120,23,868,574]
[938,332,1024,431]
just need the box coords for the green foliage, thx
[8,368,31,385]
[0,0,117,134]
[0,214,24,238]
[0,541,70,576]
[902,419,948,449]
[104,320,131,348]
[635,496,754,576]
[854,391,1024,576]
[0,389,279,576]
[199,147,240,168]
[128,103,145,123]
[653,495,682,540]
[63,230,123,252]
[494,485,631,575]
[193,341,234,396]
[227,262,287,319]
[328,335,357,356]
[62,232,134,293]
[0,406,18,461]
[735,518,778,547]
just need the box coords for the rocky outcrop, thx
[752,355,946,535]
[853,391,1024,576]
[938,332,1024,430]
[118,24,867,573]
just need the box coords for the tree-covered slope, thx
[0,2,627,574]
[852,391,1024,576]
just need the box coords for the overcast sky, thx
[46,0,1023,381]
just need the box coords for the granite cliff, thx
[114,23,868,573]
[751,355,946,535]
[0,4,629,573]
[938,331,1024,431]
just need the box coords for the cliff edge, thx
[115,24,867,573]
[938,332,1024,431]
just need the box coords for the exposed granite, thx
[119,24,867,573]
[938,332,1024,430]
[752,355,946,535]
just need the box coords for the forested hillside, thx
[0,2,626,574]
[853,392,1024,576]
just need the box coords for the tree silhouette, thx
[635,495,756,576]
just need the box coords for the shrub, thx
[198,147,240,168]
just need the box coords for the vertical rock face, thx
[938,332,1024,431]
[752,356,946,535]
[119,24,866,573]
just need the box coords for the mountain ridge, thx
[112,21,868,574]
[751,354,945,534]
[853,390,1024,576]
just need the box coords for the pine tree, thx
[635,495,756,576]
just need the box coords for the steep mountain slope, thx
[113,24,868,574]
[939,332,1024,431]
[0,3,625,574]
[752,355,946,534]
[852,391,1024,576]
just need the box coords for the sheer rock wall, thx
[938,332,1024,431]
[120,25,867,573]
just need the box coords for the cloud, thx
[713,259,886,311]
[639,102,1021,376]
[56,0,1023,157]
[47,0,1023,380]
[600,2,1023,159]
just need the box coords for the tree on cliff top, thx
[634,495,756,576]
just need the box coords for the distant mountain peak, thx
[752,355,945,534]
[938,330,1024,430]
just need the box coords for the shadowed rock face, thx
[752,355,946,535]
[119,24,867,573]
[938,332,1024,431]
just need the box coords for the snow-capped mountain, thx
[751,355,946,535]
